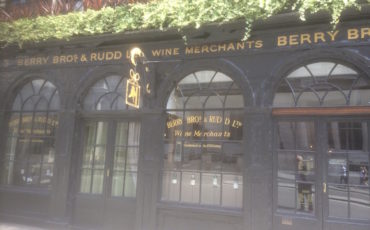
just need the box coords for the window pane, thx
[111,171,124,197]
[348,154,369,185]
[201,173,221,205]
[91,170,104,194]
[19,82,34,104]
[182,141,201,170]
[278,179,296,210]
[181,172,200,204]
[113,147,126,171]
[93,146,106,170]
[224,111,243,141]
[184,111,203,140]
[328,122,367,151]
[328,158,347,184]
[127,147,138,172]
[221,174,242,208]
[296,91,320,107]
[124,172,137,197]
[163,142,182,170]
[277,122,294,150]
[115,122,128,146]
[203,111,224,140]
[201,150,222,172]
[46,113,58,136]
[222,144,242,173]
[328,185,349,218]
[161,171,180,202]
[12,95,22,111]
[1,159,14,185]
[128,122,140,146]
[204,95,224,108]
[95,122,108,145]
[278,152,296,180]
[295,122,315,150]
[8,113,20,135]
[40,163,53,186]
[20,113,33,135]
[297,183,315,212]
[322,91,347,106]
[165,111,183,140]
[82,146,94,168]
[350,186,370,220]
[33,113,47,135]
[80,169,92,193]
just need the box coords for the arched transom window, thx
[162,70,244,208]
[1,79,60,187]
[83,75,141,111]
[273,62,370,107]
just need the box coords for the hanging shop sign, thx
[126,47,144,108]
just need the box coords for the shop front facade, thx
[0,13,369,230]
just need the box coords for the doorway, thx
[73,120,140,230]
[274,118,370,230]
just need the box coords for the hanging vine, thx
[0,0,366,47]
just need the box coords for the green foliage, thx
[0,0,365,47]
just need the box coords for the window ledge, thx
[157,201,243,217]
[0,185,51,195]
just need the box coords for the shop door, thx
[73,120,140,230]
[275,119,370,230]
[322,120,370,230]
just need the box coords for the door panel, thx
[274,119,370,230]
[274,120,322,230]
[323,121,370,230]
[73,120,140,229]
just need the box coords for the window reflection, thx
[276,121,316,213]
[2,80,59,188]
[79,121,140,198]
[273,62,370,107]
[162,70,244,208]
[326,121,370,220]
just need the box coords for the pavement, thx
[0,223,48,230]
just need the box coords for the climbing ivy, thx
[0,0,365,47]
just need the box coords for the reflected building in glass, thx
[0,7,369,230]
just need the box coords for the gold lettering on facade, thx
[255,40,263,48]
[277,31,340,47]
[236,42,245,50]
[361,28,370,38]
[17,56,49,66]
[314,32,326,43]
[151,48,180,57]
[327,30,339,41]
[80,54,88,62]
[348,27,370,40]
[300,33,311,44]
[53,54,78,64]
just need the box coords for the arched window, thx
[273,62,370,107]
[162,70,244,208]
[83,74,140,111]
[78,75,140,197]
[272,61,370,220]
[1,79,60,187]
